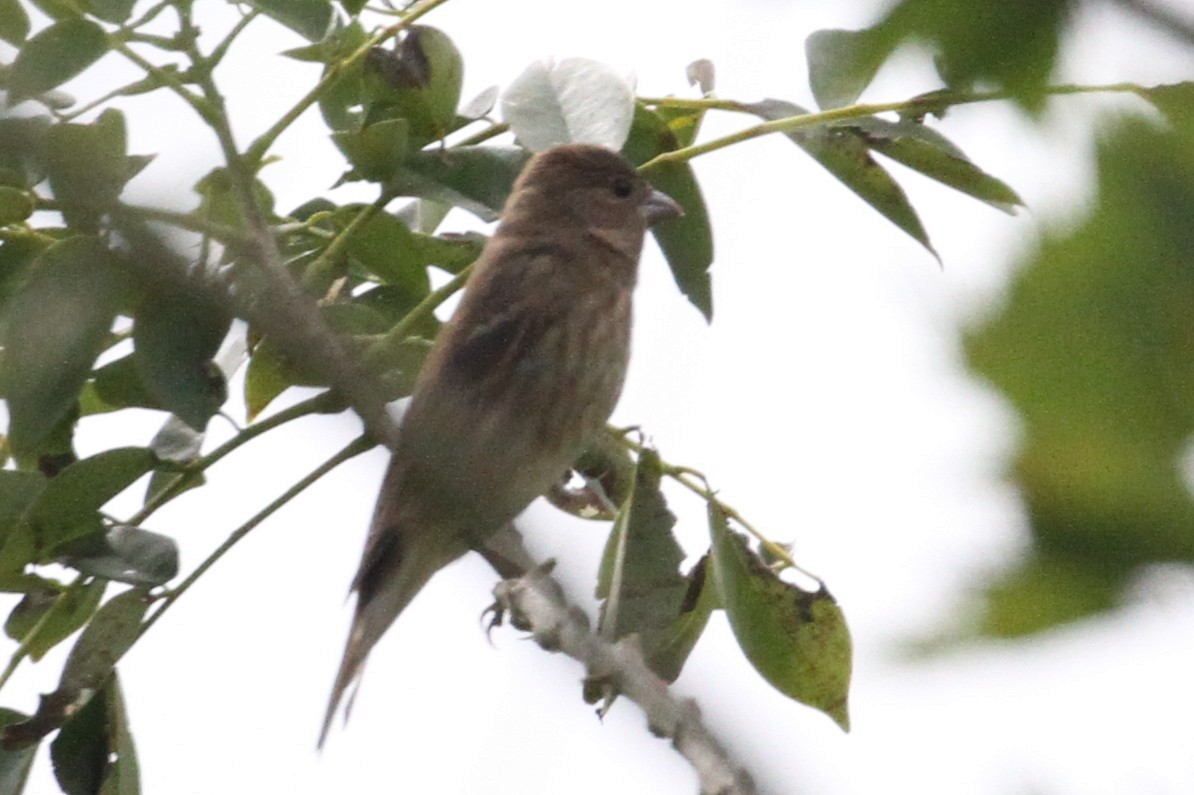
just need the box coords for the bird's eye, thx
[611,177,634,198]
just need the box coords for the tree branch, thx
[493,563,758,795]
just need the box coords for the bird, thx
[319,143,683,745]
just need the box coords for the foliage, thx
[0,0,1187,792]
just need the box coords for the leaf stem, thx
[361,262,473,371]
[300,189,394,291]
[638,82,1150,172]
[616,434,822,584]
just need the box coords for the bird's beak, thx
[640,188,684,226]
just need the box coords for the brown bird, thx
[320,143,683,744]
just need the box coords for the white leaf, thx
[501,57,635,151]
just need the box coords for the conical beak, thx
[640,188,684,226]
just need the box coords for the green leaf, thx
[84,355,162,416]
[338,0,366,14]
[44,109,133,231]
[4,581,58,642]
[805,27,895,109]
[624,104,715,320]
[875,0,1070,112]
[331,117,409,183]
[501,56,635,151]
[60,525,178,586]
[646,554,719,683]
[962,115,1194,635]
[595,449,689,658]
[389,146,531,222]
[0,186,34,225]
[26,0,82,19]
[51,674,140,795]
[1,236,124,457]
[243,337,296,422]
[0,116,51,191]
[7,19,108,105]
[869,134,1023,213]
[89,0,137,23]
[132,288,231,430]
[144,416,204,504]
[342,209,431,295]
[1139,81,1194,129]
[0,708,37,795]
[362,26,464,149]
[0,0,30,46]
[26,447,157,558]
[60,588,149,692]
[245,0,333,42]
[708,505,852,730]
[747,99,937,260]
[12,578,106,661]
[0,471,45,548]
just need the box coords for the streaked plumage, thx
[320,143,682,745]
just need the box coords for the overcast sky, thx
[4,1,1194,793]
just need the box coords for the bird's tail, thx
[318,511,470,748]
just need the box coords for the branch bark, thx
[493,562,758,795]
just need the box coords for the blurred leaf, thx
[50,674,139,795]
[60,588,149,693]
[389,146,531,222]
[686,59,715,95]
[84,355,161,416]
[9,578,106,662]
[868,134,1022,213]
[459,85,499,120]
[964,113,1194,635]
[0,708,36,795]
[194,168,276,235]
[0,471,45,548]
[0,0,30,46]
[363,26,463,149]
[25,0,80,19]
[132,288,231,431]
[245,0,332,41]
[708,505,852,730]
[90,0,137,23]
[4,581,57,642]
[338,0,366,15]
[44,109,133,232]
[624,104,715,321]
[1139,81,1194,128]
[0,187,33,225]
[26,447,156,559]
[342,209,429,295]
[1,236,124,457]
[501,57,635,151]
[877,0,1071,112]
[805,27,895,109]
[747,99,937,260]
[0,116,51,190]
[144,416,204,504]
[244,340,287,422]
[60,525,178,586]
[331,117,409,182]
[7,19,108,105]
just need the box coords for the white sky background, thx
[4,1,1194,793]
